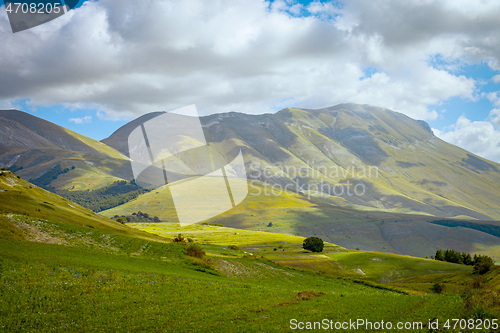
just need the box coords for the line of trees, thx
[114,211,161,223]
[430,219,500,238]
[56,180,149,212]
[433,249,495,275]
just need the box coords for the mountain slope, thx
[0,110,127,158]
[103,103,500,220]
[0,169,166,242]
[0,110,131,190]
[101,178,500,260]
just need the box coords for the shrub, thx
[303,237,324,253]
[173,233,186,243]
[200,222,224,227]
[267,222,273,227]
[228,245,240,251]
[473,256,494,275]
[472,275,486,289]
[296,290,325,301]
[432,283,444,294]
[186,244,205,259]
[116,217,127,224]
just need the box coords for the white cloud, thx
[0,0,499,122]
[68,115,92,124]
[434,115,500,162]
[492,75,500,83]
[486,91,500,106]
[490,108,500,127]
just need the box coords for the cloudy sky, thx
[1,0,500,162]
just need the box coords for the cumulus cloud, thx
[434,115,500,162]
[2,0,498,121]
[68,115,92,124]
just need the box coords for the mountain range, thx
[102,103,500,220]
[1,103,499,258]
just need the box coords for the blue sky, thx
[1,0,500,161]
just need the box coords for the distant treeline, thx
[30,164,74,187]
[433,249,494,269]
[429,219,500,238]
[114,211,161,224]
[56,180,149,212]
[433,249,475,265]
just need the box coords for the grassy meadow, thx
[1,170,499,332]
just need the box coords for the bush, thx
[200,222,224,227]
[473,256,494,275]
[432,283,444,294]
[303,237,324,253]
[186,244,205,259]
[173,233,186,243]
[116,217,127,224]
[228,245,240,251]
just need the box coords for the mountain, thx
[0,110,132,190]
[101,111,165,157]
[103,103,500,221]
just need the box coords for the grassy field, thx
[1,228,469,332]
[103,179,500,261]
[1,170,499,332]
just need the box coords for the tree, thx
[303,237,324,253]
[435,249,444,261]
[116,217,127,224]
[462,252,473,266]
[473,255,494,275]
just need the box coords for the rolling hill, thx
[0,169,165,243]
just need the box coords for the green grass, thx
[1,170,498,331]
[326,251,472,283]
[0,171,165,243]
[1,237,468,332]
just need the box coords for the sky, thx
[1,0,500,162]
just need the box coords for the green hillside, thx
[102,178,500,260]
[1,170,498,331]
[0,169,163,242]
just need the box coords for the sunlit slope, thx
[102,178,500,260]
[0,170,165,242]
[0,110,131,190]
[0,110,127,159]
[102,103,500,220]
[201,104,500,220]
[130,222,471,283]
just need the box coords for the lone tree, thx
[473,255,494,275]
[303,237,324,253]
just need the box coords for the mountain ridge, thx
[102,103,500,220]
